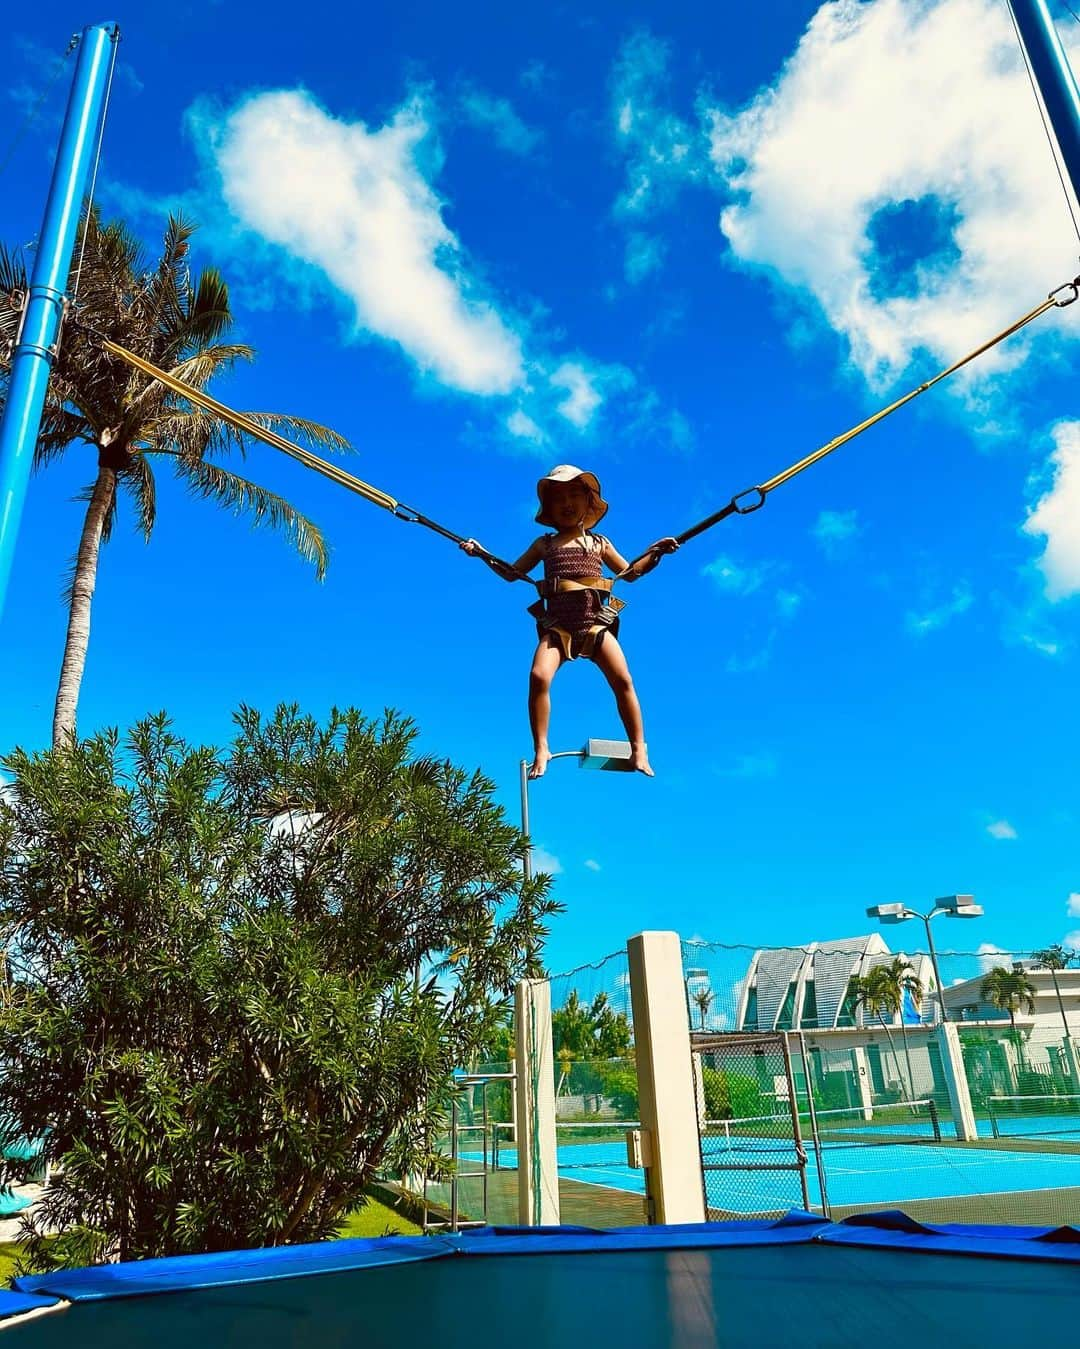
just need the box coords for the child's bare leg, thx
[592,636,653,776]
[528,639,564,778]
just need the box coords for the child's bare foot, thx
[528,746,552,778]
[629,743,654,776]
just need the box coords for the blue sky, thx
[2,0,1079,978]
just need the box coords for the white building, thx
[735,934,938,1033]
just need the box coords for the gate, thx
[691,1031,818,1220]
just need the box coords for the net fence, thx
[679,940,1080,1225]
[413,937,1080,1231]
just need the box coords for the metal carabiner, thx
[1049,275,1079,307]
[732,486,768,515]
[392,502,422,524]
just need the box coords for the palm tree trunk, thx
[52,461,117,747]
[877,1015,906,1101]
[899,1020,917,1106]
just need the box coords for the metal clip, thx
[1,289,28,363]
[732,486,768,514]
[392,503,422,524]
[1049,276,1079,307]
[48,296,70,359]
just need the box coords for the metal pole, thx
[922,912,949,1025]
[1008,0,1080,208]
[0,23,119,622]
[519,758,532,884]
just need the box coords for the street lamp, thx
[865,895,984,1024]
[519,740,633,883]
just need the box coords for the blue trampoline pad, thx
[5,1213,1080,1348]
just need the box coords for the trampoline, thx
[3,1211,1080,1347]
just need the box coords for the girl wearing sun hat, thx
[461,465,677,778]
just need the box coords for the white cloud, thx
[977,942,1014,973]
[813,509,860,557]
[549,361,615,429]
[458,84,542,155]
[905,583,973,636]
[611,30,705,218]
[702,555,769,595]
[1067,894,1080,918]
[775,589,802,620]
[530,846,562,876]
[986,819,1017,840]
[506,409,546,443]
[584,859,602,872]
[1066,930,1080,951]
[706,0,1080,391]
[1024,421,1080,601]
[205,89,525,396]
[624,231,666,283]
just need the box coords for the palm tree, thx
[1032,944,1076,1040]
[852,964,915,1102]
[692,986,714,1031]
[980,964,1037,1079]
[0,211,348,746]
[878,956,923,1104]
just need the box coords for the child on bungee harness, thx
[461,464,678,779]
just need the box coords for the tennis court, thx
[484,1102,1080,1215]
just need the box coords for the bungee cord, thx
[80,271,1077,588]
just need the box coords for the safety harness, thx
[527,573,626,662]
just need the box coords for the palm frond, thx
[179,459,330,579]
[126,455,157,541]
[238,413,352,456]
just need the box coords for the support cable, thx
[0,34,79,183]
[70,28,120,305]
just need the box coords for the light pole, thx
[865,895,984,1024]
[519,739,633,884]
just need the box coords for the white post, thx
[934,1022,978,1142]
[627,931,707,1225]
[514,978,560,1226]
[850,1045,874,1121]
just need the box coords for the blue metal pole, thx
[0,21,119,622]
[1008,0,1080,211]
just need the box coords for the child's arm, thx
[602,536,679,581]
[460,536,544,582]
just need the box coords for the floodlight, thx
[936,894,976,912]
[579,739,635,772]
[946,904,984,918]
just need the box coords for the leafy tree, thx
[981,964,1037,1077]
[0,704,557,1269]
[0,213,347,747]
[852,960,922,1102]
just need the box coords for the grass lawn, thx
[336,1196,423,1238]
[0,1197,423,1287]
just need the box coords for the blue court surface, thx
[487,1134,1080,1212]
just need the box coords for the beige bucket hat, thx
[535,464,609,528]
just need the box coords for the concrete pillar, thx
[514,978,560,1226]
[850,1045,874,1121]
[934,1021,978,1142]
[627,931,707,1225]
